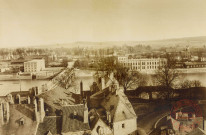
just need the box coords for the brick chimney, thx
[83,102,88,123]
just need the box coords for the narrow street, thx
[136,104,171,135]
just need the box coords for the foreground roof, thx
[101,91,137,123]
[37,86,77,110]
[62,104,90,133]
[36,116,62,135]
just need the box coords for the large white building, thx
[118,56,166,72]
[24,59,45,73]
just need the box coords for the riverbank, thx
[0,74,32,81]
[141,67,206,74]
[177,68,206,73]
[0,67,64,81]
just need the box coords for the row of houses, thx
[0,69,137,135]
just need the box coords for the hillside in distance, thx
[33,36,206,49]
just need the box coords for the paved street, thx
[136,104,171,134]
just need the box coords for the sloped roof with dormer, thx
[61,104,90,133]
[36,116,62,135]
[101,91,137,123]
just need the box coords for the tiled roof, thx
[37,86,76,110]
[89,109,111,131]
[90,87,110,99]
[62,104,90,133]
[101,91,137,123]
[36,116,62,135]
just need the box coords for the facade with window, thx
[118,56,166,72]
[90,90,137,135]
[24,59,45,73]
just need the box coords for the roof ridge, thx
[113,96,121,122]
[62,104,84,107]
[118,94,136,117]
[46,116,61,118]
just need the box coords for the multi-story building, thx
[118,56,166,72]
[24,59,45,73]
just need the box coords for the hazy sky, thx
[0,0,206,47]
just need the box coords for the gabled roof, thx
[46,131,53,135]
[61,104,90,133]
[36,116,62,135]
[90,87,110,99]
[0,104,37,135]
[101,91,136,123]
[89,109,111,131]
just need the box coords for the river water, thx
[0,72,206,96]
[0,80,49,96]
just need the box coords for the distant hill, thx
[139,36,206,48]
[31,36,206,49]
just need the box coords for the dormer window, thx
[73,111,77,119]
[19,118,24,125]
[122,123,125,128]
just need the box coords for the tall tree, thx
[154,54,179,99]
[97,56,117,73]
[115,65,147,92]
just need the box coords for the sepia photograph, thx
[0,0,206,135]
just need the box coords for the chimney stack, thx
[5,102,9,124]
[101,78,105,90]
[7,94,14,104]
[34,87,37,96]
[39,98,45,123]
[28,96,31,104]
[16,94,21,104]
[83,102,88,123]
[36,86,42,95]
[33,98,39,122]
[80,81,84,98]
[106,111,111,125]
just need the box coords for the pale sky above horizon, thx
[0,0,206,47]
